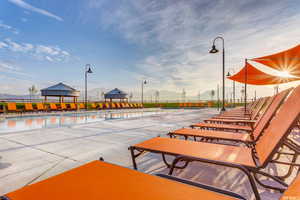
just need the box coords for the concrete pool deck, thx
[0,108,298,199]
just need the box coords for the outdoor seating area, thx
[1,86,299,200]
[128,86,300,200]
[0,102,144,114]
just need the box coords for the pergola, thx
[41,82,80,103]
[104,88,128,102]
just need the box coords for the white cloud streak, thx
[8,0,63,21]
[0,38,71,62]
[0,20,19,34]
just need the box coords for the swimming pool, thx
[0,109,169,133]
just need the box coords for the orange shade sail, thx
[251,44,300,77]
[228,62,300,85]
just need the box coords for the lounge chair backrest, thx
[50,103,57,110]
[249,97,267,118]
[36,103,45,110]
[280,174,300,199]
[78,103,85,109]
[105,103,110,108]
[121,103,125,108]
[24,103,33,111]
[111,103,116,108]
[256,85,300,166]
[91,103,96,109]
[252,88,291,140]
[61,103,67,110]
[7,103,17,111]
[253,97,273,125]
[98,103,103,109]
[70,103,76,109]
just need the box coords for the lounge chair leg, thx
[253,171,287,192]
[129,147,138,170]
[168,156,190,175]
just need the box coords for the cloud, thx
[85,0,300,97]
[0,20,19,34]
[0,38,71,62]
[8,0,63,21]
[0,61,31,77]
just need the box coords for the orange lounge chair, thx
[130,86,300,200]
[190,91,287,132]
[7,102,22,113]
[214,97,268,119]
[105,103,110,109]
[111,102,116,109]
[168,87,290,145]
[205,96,275,124]
[49,103,58,111]
[115,102,121,108]
[36,103,46,111]
[69,103,77,110]
[78,103,85,109]
[90,103,97,109]
[97,103,104,109]
[1,160,248,200]
[60,103,67,111]
[24,103,34,112]
[120,103,126,108]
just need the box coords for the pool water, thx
[0,109,168,133]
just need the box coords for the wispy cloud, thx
[0,38,71,62]
[8,0,63,21]
[0,20,19,34]
[85,0,300,97]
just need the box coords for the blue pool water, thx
[0,109,168,133]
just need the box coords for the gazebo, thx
[41,82,80,103]
[104,88,128,102]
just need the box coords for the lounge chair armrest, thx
[155,174,246,200]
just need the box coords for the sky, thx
[0,0,300,100]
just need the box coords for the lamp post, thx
[226,69,236,108]
[209,36,225,111]
[85,64,93,110]
[141,80,147,104]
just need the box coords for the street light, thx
[85,64,93,110]
[227,69,236,108]
[209,36,225,111]
[141,80,147,104]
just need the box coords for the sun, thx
[277,70,293,78]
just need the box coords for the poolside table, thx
[2,160,241,200]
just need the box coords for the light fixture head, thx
[87,66,93,73]
[209,45,219,54]
[226,72,231,77]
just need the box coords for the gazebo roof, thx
[104,88,127,99]
[41,82,77,91]
[41,82,80,97]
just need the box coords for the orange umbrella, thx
[251,44,300,77]
[228,62,300,85]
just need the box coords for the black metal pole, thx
[217,84,220,111]
[141,81,144,104]
[85,70,87,110]
[244,59,248,113]
[233,80,235,107]
[222,47,225,111]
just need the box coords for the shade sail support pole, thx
[244,59,248,114]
